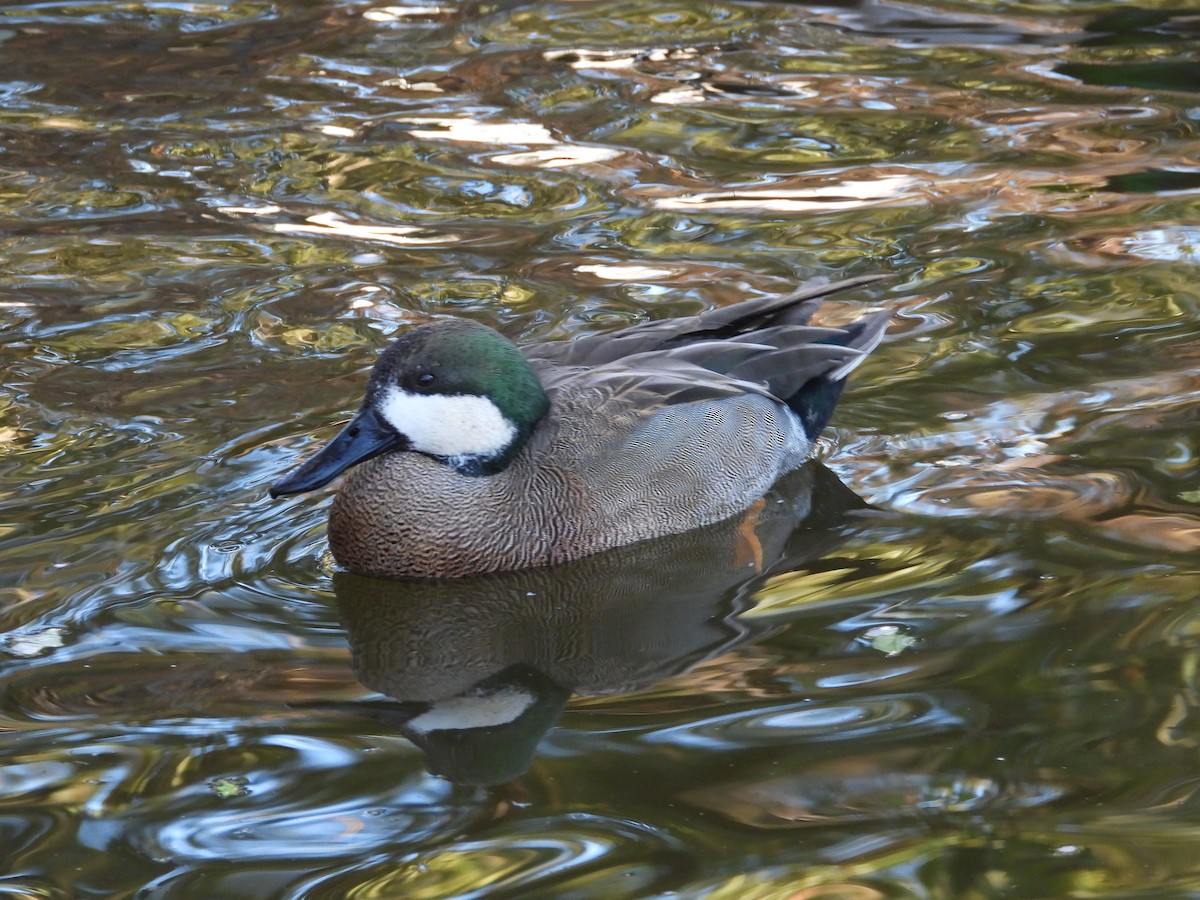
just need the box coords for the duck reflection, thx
[328,462,868,785]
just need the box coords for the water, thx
[2,0,1199,896]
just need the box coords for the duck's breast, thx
[328,450,583,579]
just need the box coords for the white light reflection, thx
[576,264,681,281]
[217,204,282,216]
[273,212,447,246]
[405,118,557,145]
[543,47,700,71]
[653,173,922,213]
[381,77,444,92]
[399,116,621,168]
[362,5,451,22]
[651,79,818,106]
[651,86,707,105]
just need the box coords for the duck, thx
[269,274,892,580]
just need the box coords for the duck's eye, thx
[416,372,436,389]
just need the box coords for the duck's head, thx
[269,319,550,497]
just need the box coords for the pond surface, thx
[2,0,1200,896]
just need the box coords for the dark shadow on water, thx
[317,462,870,785]
[1057,61,1200,93]
[1077,7,1200,46]
[1104,169,1200,194]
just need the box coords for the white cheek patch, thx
[377,385,517,458]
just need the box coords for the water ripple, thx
[640,691,974,750]
[684,769,1067,828]
[292,814,685,899]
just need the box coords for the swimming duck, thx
[270,274,891,579]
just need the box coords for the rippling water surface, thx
[2,0,1200,896]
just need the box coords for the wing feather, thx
[524,274,887,368]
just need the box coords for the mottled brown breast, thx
[329,448,588,579]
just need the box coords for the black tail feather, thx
[786,309,893,439]
[790,377,848,439]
